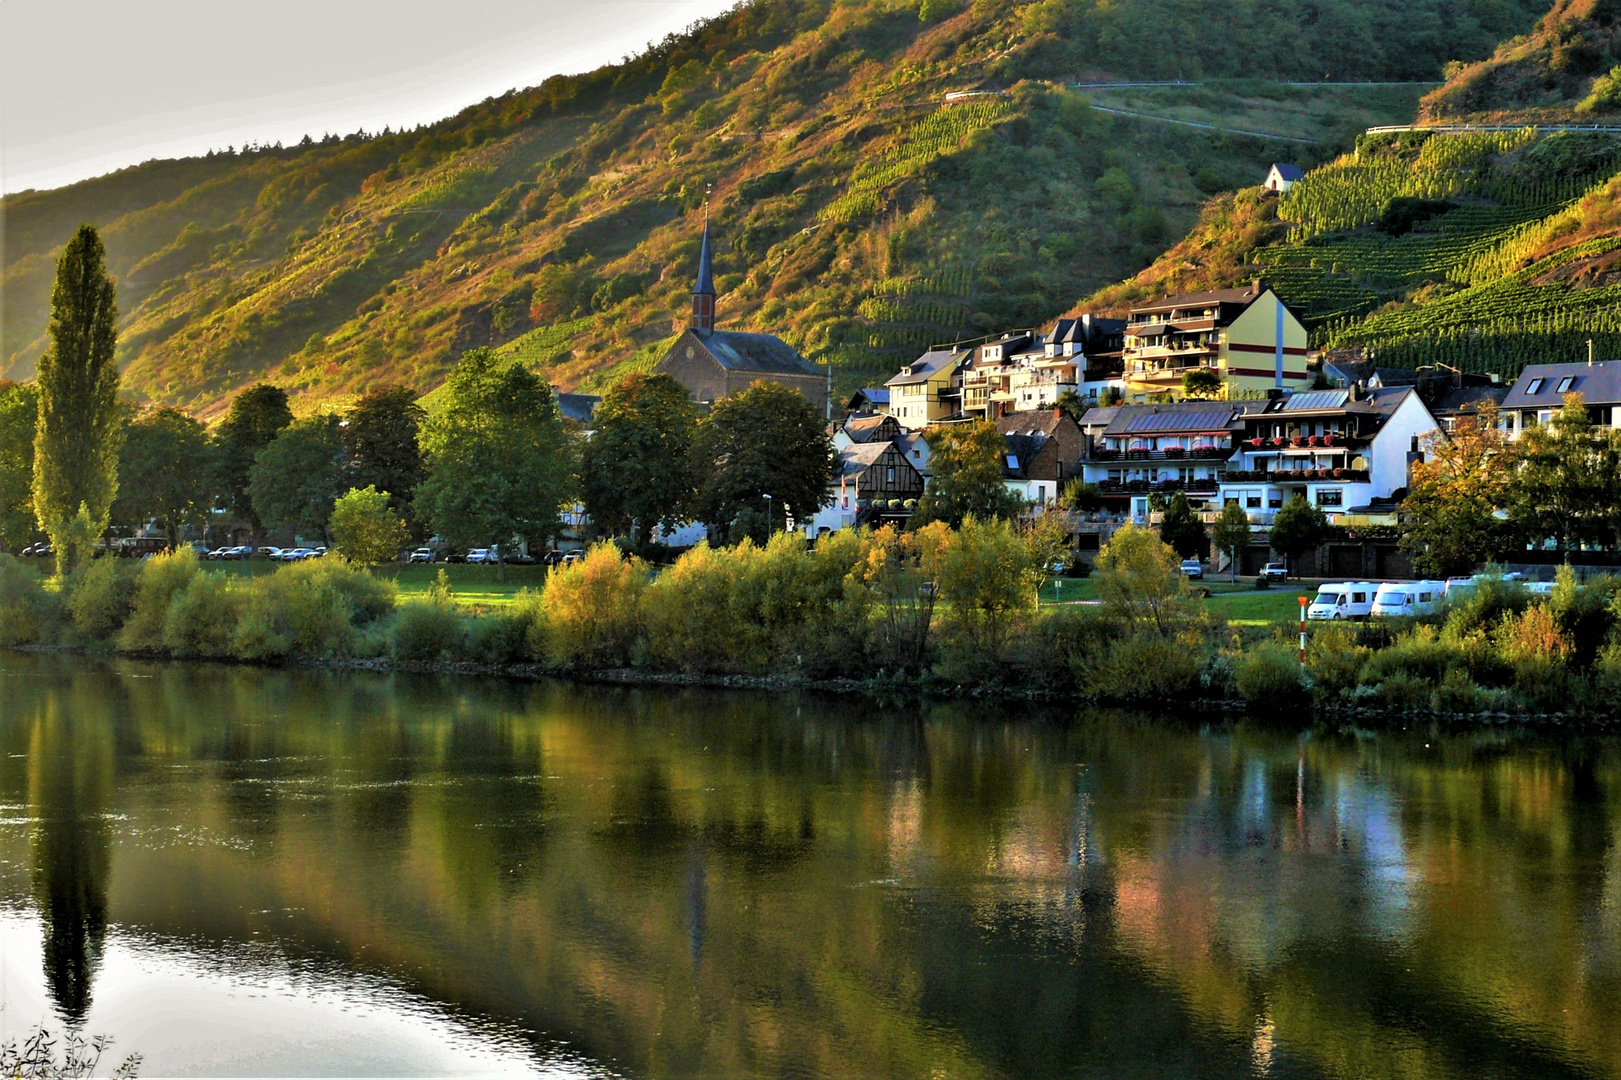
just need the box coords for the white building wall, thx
[1367,393,1440,498]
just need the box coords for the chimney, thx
[1251,277,1264,296]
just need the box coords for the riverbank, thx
[6,526,1621,727]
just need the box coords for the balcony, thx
[1221,468,1370,484]
[1240,433,1364,450]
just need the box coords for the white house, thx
[1217,386,1438,522]
[1264,163,1304,192]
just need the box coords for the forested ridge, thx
[1,0,1544,416]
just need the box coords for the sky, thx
[0,0,739,195]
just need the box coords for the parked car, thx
[256,547,282,560]
[1260,562,1288,582]
[465,548,493,564]
[542,551,565,567]
[1371,581,1446,618]
[561,550,584,565]
[408,548,436,564]
[1307,582,1375,621]
[1179,559,1204,580]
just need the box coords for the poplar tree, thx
[33,225,122,573]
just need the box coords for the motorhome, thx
[1371,581,1446,618]
[1307,582,1375,620]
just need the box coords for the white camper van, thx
[1371,581,1446,618]
[1307,582,1375,620]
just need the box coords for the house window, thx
[886,467,895,484]
[1538,410,1553,426]
[1246,495,1261,509]
[1268,495,1283,509]
[1526,377,1545,395]
[1557,376,1575,393]
[1316,489,1343,507]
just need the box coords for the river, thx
[0,653,1616,1078]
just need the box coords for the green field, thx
[1042,576,1315,626]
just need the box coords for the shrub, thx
[1305,624,1371,700]
[392,576,466,662]
[1432,668,1486,713]
[1083,631,1204,702]
[641,542,741,671]
[0,556,56,646]
[1444,576,1529,640]
[231,570,355,660]
[162,572,244,658]
[1376,670,1431,710]
[119,548,200,650]
[1359,626,1461,687]
[466,609,533,665]
[539,542,649,666]
[1234,645,1307,707]
[1546,569,1614,668]
[64,557,137,641]
[277,558,396,624]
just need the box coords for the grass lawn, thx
[203,560,549,608]
[1040,574,1316,626]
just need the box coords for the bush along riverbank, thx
[3,521,1621,724]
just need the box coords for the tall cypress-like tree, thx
[33,225,122,573]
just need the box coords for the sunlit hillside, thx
[0,0,1545,416]
[1080,0,1621,381]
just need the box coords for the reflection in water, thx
[28,699,111,1024]
[0,655,1618,1078]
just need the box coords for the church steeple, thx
[691,201,716,332]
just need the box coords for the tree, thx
[1181,368,1223,399]
[341,386,425,521]
[1158,492,1207,559]
[1400,404,1513,577]
[415,348,576,579]
[693,379,834,541]
[215,384,293,533]
[1504,394,1621,555]
[112,406,215,549]
[1211,499,1252,583]
[581,372,700,545]
[1055,388,1086,422]
[248,414,345,541]
[0,383,39,553]
[1093,523,1199,635]
[913,421,1023,528]
[329,485,409,564]
[1269,493,1329,575]
[1059,479,1103,513]
[33,225,122,573]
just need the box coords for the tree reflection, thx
[28,701,112,1024]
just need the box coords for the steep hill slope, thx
[1082,0,1621,381]
[2,0,1547,415]
[1420,0,1621,119]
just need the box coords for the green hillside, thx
[0,0,1545,417]
[1083,0,1621,381]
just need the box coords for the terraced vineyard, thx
[1201,129,1621,380]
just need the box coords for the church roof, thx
[694,329,820,376]
[694,218,715,297]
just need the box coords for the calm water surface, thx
[0,653,1617,1078]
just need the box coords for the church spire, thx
[691,197,716,332]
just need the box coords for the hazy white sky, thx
[0,0,738,194]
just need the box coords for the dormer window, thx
[1557,376,1576,393]
[1526,378,1545,395]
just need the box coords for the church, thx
[654,218,829,411]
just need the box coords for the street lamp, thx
[762,493,773,537]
